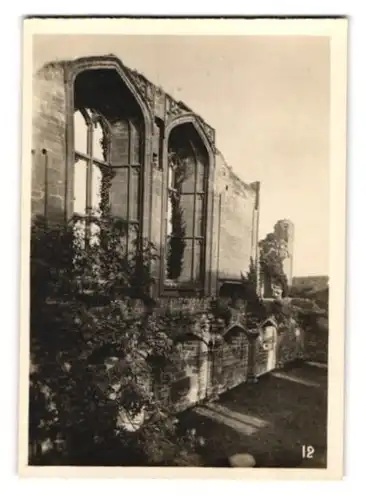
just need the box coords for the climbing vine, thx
[166,150,190,283]
[259,233,289,297]
[166,191,187,281]
[29,200,196,465]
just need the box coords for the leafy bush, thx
[29,214,195,465]
[289,285,328,334]
[259,233,289,297]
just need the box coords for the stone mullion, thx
[191,149,198,284]
[84,122,93,244]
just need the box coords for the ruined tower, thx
[274,219,295,287]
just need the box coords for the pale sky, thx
[33,35,330,277]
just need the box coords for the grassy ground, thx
[178,360,328,468]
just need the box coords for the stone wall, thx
[259,219,295,297]
[30,55,286,417]
[32,63,68,222]
[29,56,316,464]
[274,219,295,287]
[210,328,250,397]
[147,299,308,413]
[153,311,306,413]
[213,152,260,286]
[31,56,260,297]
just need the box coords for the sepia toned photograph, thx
[19,18,347,479]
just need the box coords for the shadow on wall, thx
[218,282,247,300]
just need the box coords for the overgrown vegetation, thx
[239,256,328,338]
[166,191,187,282]
[259,233,289,297]
[29,189,329,466]
[166,150,189,283]
[29,212,198,466]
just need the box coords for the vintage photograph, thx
[20,18,347,478]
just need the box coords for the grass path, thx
[178,361,328,468]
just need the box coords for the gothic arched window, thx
[165,125,208,291]
[107,116,143,256]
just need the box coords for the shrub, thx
[259,233,289,298]
[29,214,194,465]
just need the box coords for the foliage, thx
[209,297,233,326]
[31,209,157,303]
[240,259,267,327]
[166,191,187,281]
[289,298,327,334]
[240,258,259,303]
[291,276,328,294]
[166,151,189,283]
[29,213,194,466]
[289,279,328,333]
[239,260,299,331]
[266,299,297,330]
[290,283,329,314]
[259,233,289,297]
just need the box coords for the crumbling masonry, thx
[31,55,303,412]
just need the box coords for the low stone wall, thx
[31,296,313,446]
[154,336,210,412]
[30,300,317,468]
[154,316,307,413]
[154,329,250,413]
[211,328,250,397]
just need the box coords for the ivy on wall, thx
[259,233,289,297]
[166,191,186,281]
[166,150,191,282]
[29,210,200,466]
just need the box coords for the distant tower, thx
[274,219,295,287]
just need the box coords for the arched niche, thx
[258,317,278,352]
[222,324,249,345]
[259,316,278,330]
[163,119,214,294]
